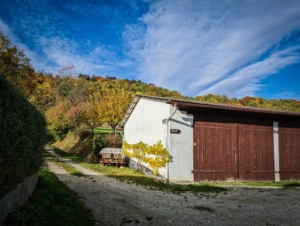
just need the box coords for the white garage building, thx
[120,94,194,182]
[121,94,300,183]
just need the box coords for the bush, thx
[44,102,74,141]
[93,134,108,157]
[0,77,47,198]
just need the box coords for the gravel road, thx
[46,149,300,226]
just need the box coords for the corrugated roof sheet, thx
[120,94,300,127]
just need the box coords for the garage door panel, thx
[279,127,300,180]
[238,121,274,181]
[194,115,236,181]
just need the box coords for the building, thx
[120,94,300,182]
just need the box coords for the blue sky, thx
[1,0,300,100]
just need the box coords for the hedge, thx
[0,77,46,198]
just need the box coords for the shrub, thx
[44,101,73,141]
[93,134,108,157]
[0,77,47,198]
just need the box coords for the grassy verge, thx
[80,163,226,194]
[4,167,94,226]
[210,181,300,188]
[45,150,84,177]
[50,147,83,163]
[54,161,85,177]
[93,127,122,134]
[50,148,225,194]
[50,148,300,194]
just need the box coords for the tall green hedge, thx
[0,77,46,198]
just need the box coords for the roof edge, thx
[120,94,300,127]
[120,94,170,128]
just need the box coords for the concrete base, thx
[0,172,39,225]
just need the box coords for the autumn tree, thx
[45,100,74,140]
[58,66,91,127]
[28,73,57,112]
[78,94,104,135]
[96,88,134,133]
[0,31,36,97]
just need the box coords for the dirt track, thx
[46,149,300,226]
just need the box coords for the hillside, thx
[4,67,300,142]
[1,30,299,141]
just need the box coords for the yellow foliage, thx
[123,141,171,175]
[28,78,55,112]
[94,88,134,132]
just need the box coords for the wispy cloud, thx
[37,36,116,73]
[1,0,300,99]
[198,46,300,98]
[1,0,141,76]
[0,19,43,68]
[124,0,300,97]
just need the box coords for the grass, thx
[49,149,226,194]
[93,127,123,134]
[4,167,94,226]
[54,162,85,177]
[45,150,85,177]
[49,148,300,195]
[80,163,227,194]
[210,181,300,188]
[51,147,83,163]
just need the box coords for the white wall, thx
[169,109,194,182]
[124,97,194,182]
[124,97,171,177]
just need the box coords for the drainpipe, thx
[120,131,124,148]
[120,131,124,140]
[163,106,178,183]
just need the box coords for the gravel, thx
[46,149,300,226]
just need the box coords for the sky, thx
[0,0,300,100]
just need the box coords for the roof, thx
[120,94,300,128]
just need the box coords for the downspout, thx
[120,131,126,167]
[120,131,124,147]
[164,106,178,183]
[119,131,124,140]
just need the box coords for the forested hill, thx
[71,73,300,112]
[34,72,300,113]
[1,31,300,141]
[191,94,300,112]
[79,74,300,113]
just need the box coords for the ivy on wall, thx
[123,141,171,175]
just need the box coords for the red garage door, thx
[279,121,300,180]
[193,114,275,181]
[193,114,236,181]
[237,118,274,181]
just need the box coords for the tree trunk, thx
[73,108,77,127]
